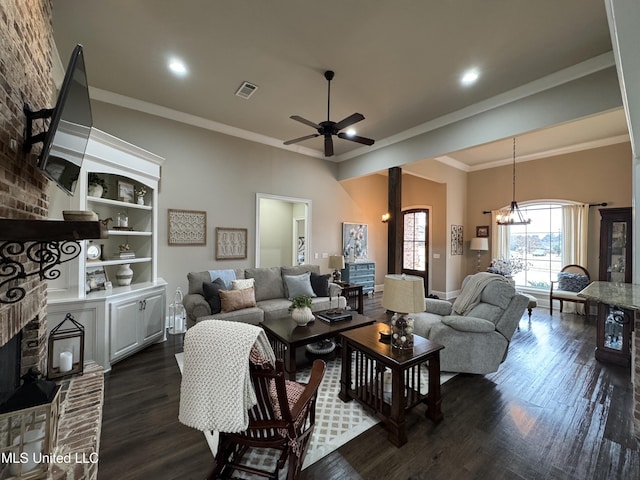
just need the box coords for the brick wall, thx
[0,0,53,372]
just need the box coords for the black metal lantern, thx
[47,313,85,379]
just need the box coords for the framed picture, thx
[86,266,108,292]
[117,180,135,203]
[451,225,463,255]
[342,223,368,260]
[216,227,248,260]
[476,225,489,238]
[168,209,207,245]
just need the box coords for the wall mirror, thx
[255,193,311,267]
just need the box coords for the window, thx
[501,201,584,289]
[403,210,428,271]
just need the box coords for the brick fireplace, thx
[1,2,104,478]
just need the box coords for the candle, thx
[59,351,73,373]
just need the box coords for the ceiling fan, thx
[284,70,375,157]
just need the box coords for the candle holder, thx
[47,313,85,380]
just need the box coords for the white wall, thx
[259,198,294,267]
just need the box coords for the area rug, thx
[175,352,455,475]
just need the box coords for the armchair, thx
[549,264,591,315]
[412,273,528,374]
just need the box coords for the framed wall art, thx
[86,266,108,292]
[451,224,464,255]
[168,209,207,245]
[476,225,489,238]
[216,227,248,260]
[117,180,135,203]
[342,222,368,260]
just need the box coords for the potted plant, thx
[289,294,314,326]
[88,173,108,198]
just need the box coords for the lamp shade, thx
[328,255,345,270]
[470,237,489,251]
[382,274,425,313]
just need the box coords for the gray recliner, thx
[412,274,528,374]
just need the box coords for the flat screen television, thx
[24,44,93,195]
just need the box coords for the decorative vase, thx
[291,307,314,326]
[391,313,414,349]
[88,184,103,198]
[116,264,133,286]
[137,195,144,205]
[504,275,516,286]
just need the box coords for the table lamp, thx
[328,255,345,282]
[382,274,425,349]
[470,237,489,272]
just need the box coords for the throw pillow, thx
[207,269,237,289]
[202,278,226,314]
[231,278,255,290]
[281,265,320,297]
[219,287,257,313]
[310,272,331,297]
[557,272,590,292]
[283,272,316,299]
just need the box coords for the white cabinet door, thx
[142,290,165,343]
[110,298,142,360]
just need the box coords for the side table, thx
[339,323,444,447]
[336,282,364,313]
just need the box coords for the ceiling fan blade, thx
[283,133,319,145]
[337,132,375,146]
[334,112,365,131]
[324,136,334,157]
[290,115,321,130]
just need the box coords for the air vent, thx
[235,81,258,99]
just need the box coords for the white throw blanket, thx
[178,319,275,433]
[452,273,507,315]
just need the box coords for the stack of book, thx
[113,251,135,260]
[317,310,352,323]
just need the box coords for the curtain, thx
[561,203,589,313]
[490,210,509,262]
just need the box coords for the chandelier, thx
[496,138,530,225]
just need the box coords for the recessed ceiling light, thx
[461,69,479,86]
[168,58,188,76]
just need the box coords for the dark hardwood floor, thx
[98,297,639,480]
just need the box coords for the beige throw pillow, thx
[219,287,257,312]
[231,278,255,290]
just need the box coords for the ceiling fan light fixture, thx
[496,138,531,226]
[283,70,375,156]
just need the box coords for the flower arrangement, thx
[288,294,313,312]
[488,256,529,276]
[136,186,146,197]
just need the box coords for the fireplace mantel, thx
[0,219,106,304]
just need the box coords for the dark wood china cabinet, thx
[596,207,633,366]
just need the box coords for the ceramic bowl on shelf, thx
[63,210,98,222]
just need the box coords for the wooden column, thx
[387,167,402,274]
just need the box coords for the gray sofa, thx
[183,264,346,328]
[412,274,528,374]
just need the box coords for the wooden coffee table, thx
[260,311,375,380]
[339,322,444,447]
